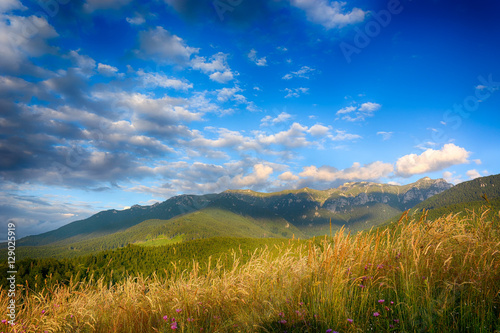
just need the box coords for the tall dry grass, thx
[1,208,499,332]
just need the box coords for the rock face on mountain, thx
[220,177,452,227]
[18,177,452,246]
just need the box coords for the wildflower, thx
[359,284,365,288]
[373,312,380,317]
[385,306,390,311]
[378,299,384,303]
[187,317,194,322]
[171,318,176,322]
[170,321,178,330]
[176,309,182,313]
[390,301,394,305]
[299,302,304,306]
[394,319,399,323]
[390,324,394,328]
[280,319,287,324]
[377,264,383,269]
[326,330,333,333]
[1,320,6,324]
[41,310,45,314]
[278,312,284,317]
[347,318,353,323]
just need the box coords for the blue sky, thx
[1,0,500,238]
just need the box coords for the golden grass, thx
[1,208,499,332]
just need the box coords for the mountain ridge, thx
[15,177,452,251]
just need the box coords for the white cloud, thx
[442,171,462,184]
[126,13,146,25]
[138,26,199,65]
[98,63,122,77]
[69,50,96,76]
[466,169,481,180]
[209,71,234,84]
[137,69,192,91]
[0,0,26,13]
[191,52,235,83]
[284,87,309,98]
[473,159,482,165]
[216,86,247,104]
[377,131,393,141]
[359,102,381,113]
[191,52,229,73]
[282,66,315,80]
[336,102,381,121]
[308,124,330,137]
[336,106,357,115]
[329,129,361,141]
[256,122,311,148]
[279,171,300,181]
[289,0,367,29]
[396,143,470,177]
[233,163,274,188]
[248,49,267,66]
[0,14,58,73]
[261,112,293,126]
[299,161,393,182]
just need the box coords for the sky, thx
[1,0,500,238]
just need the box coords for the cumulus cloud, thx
[0,14,58,74]
[256,122,311,148]
[0,0,26,13]
[279,171,300,181]
[299,161,393,182]
[248,49,267,66]
[308,124,330,136]
[466,169,481,180]
[396,143,470,177]
[233,163,274,187]
[137,69,193,90]
[329,129,361,141]
[261,112,293,126]
[289,0,367,29]
[138,26,199,65]
[98,63,122,77]
[191,52,235,83]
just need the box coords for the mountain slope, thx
[16,177,452,249]
[15,208,306,259]
[414,174,500,210]
[411,174,500,220]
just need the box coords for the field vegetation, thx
[1,207,499,332]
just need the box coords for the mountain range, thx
[13,177,456,258]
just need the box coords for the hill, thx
[14,208,306,259]
[13,177,452,255]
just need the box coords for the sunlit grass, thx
[1,207,499,332]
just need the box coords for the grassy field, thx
[1,207,499,332]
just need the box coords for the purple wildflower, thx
[347,318,353,323]
[170,321,178,330]
[163,315,169,321]
[175,309,182,313]
[280,319,287,324]
[378,299,385,303]
[373,312,380,317]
